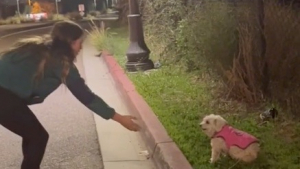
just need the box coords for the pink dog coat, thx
[213,125,258,149]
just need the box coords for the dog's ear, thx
[214,115,227,132]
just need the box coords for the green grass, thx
[89,26,300,169]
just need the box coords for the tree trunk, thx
[256,0,269,96]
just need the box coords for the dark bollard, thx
[125,0,154,72]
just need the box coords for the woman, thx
[0,20,140,169]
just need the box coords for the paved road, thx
[0,22,53,30]
[0,27,104,168]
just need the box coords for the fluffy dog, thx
[199,114,260,163]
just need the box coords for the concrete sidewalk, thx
[81,37,156,169]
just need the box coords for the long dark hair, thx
[48,20,84,83]
[0,20,84,83]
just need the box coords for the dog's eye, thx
[206,121,209,124]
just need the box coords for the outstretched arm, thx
[66,73,115,120]
[64,64,140,131]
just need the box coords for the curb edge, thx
[102,52,194,169]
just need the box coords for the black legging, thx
[0,86,49,169]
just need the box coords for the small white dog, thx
[200,114,260,163]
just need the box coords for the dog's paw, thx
[210,158,216,164]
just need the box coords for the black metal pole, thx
[125,0,154,72]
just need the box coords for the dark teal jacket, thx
[0,51,115,120]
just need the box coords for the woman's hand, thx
[112,112,140,131]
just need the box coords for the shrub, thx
[223,0,300,113]
[48,14,68,21]
[142,0,300,115]
[0,15,35,25]
[86,21,116,54]
[175,2,238,73]
[263,0,300,114]
[66,12,83,21]
[89,11,101,17]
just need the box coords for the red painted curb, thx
[102,52,193,169]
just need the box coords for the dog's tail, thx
[244,143,260,163]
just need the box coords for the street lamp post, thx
[94,0,97,9]
[55,0,59,16]
[125,0,154,72]
[17,0,20,16]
